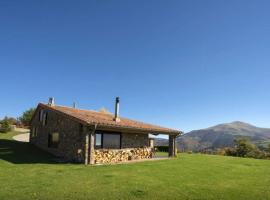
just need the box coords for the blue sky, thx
[0,0,270,132]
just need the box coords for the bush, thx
[234,138,257,157]
[223,138,269,159]
[267,144,270,153]
[224,147,237,156]
[216,148,227,156]
[6,117,17,125]
[0,117,11,133]
[155,146,169,152]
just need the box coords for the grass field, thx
[1,132,270,200]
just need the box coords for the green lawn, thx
[1,132,270,200]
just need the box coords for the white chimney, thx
[114,97,120,122]
[48,97,55,106]
[73,102,76,108]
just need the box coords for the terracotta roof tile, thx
[39,103,181,135]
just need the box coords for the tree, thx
[6,117,17,125]
[0,117,11,133]
[267,144,270,153]
[224,147,237,156]
[19,108,36,127]
[234,138,257,157]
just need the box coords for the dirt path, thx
[13,133,30,142]
[12,128,30,142]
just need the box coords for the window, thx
[32,127,37,137]
[79,124,83,133]
[94,131,121,149]
[103,133,121,149]
[39,109,48,126]
[48,132,59,148]
[39,110,44,122]
[42,112,48,126]
[35,127,38,137]
[95,133,102,148]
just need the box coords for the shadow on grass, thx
[0,139,58,164]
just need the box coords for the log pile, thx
[94,148,153,164]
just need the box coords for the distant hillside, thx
[177,121,270,152]
[154,121,270,152]
[154,138,168,146]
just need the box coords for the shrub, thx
[234,138,257,157]
[224,147,237,156]
[267,144,270,153]
[155,146,169,152]
[216,148,226,156]
[224,139,268,159]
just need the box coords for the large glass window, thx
[95,131,121,149]
[103,133,121,149]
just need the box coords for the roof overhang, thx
[31,103,183,136]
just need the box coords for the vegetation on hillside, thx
[222,138,270,159]
[1,132,270,200]
[177,121,270,152]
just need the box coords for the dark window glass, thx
[42,112,48,126]
[103,133,120,149]
[39,110,43,122]
[94,131,121,149]
[79,124,83,133]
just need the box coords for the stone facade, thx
[30,106,152,164]
[121,133,149,148]
[30,108,85,162]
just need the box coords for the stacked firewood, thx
[94,148,153,164]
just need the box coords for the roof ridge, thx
[38,103,181,134]
[39,103,114,116]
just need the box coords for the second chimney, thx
[114,97,120,122]
[48,97,55,106]
[73,102,76,108]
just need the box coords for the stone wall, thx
[121,133,149,148]
[94,147,153,164]
[30,107,85,162]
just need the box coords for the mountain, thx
[153,138,168,146]
[177,121,270,152]
[154,121,270,152]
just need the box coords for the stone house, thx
[30,97,181,164]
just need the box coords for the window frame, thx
[48,132,60,148]
[32,127,36,137]
[39,110,44,122]
[42,112,48,126]
[94,131,122,149]
[95,133,103,149]
[35,127,38,137]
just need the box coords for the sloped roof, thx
[38,103,181,135]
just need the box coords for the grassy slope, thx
[0,132,270,200]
